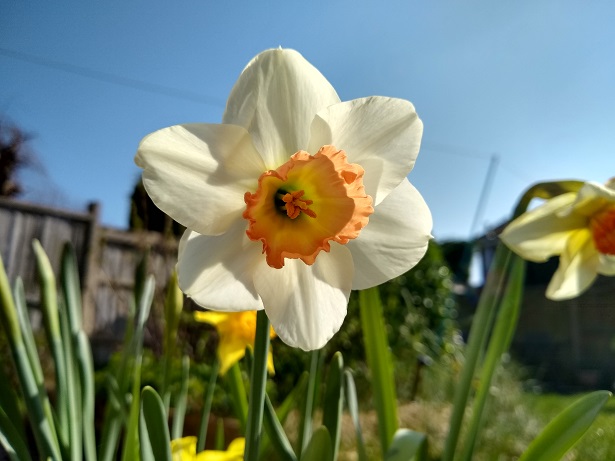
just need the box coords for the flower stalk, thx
[244,310,271,461]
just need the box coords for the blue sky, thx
[1,1,614,241]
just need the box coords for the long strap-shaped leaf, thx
[344,370,368,461]
[518,390,611,461]
[459,253,525,460]
[1,248,62,459]
[441,244,511,461]
[359,287,398,455]
[140,386,172,461]
[322,352,344,461]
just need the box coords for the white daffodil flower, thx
[501,179,615,300]
[135,49,432,350]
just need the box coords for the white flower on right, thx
[501,179,615,300]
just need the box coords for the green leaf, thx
[459,253,525,460]
[384,429,427,461]
[226,361,248,433]
[518,391,611,461]
[300,426,332,461]
[140,386,172,461]
[263,394,297,461]
[3,245,62,459]
[343,370,368,461]
[322,352,344,461]
[441,244,512,461]
[121,274,155,461]
[171,355,190,440]
[359,287,398,455]
[0,404,32,461]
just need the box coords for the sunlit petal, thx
[570,181,615,217]
[597,254,615,276]
[546,229,599,300]
[349,179,432,289]
[177,225,264,311]
[309,96,422,205]
[223,49,340,168]
[136,124,266,235]
[500,192,585,262]
[253,244,353,350]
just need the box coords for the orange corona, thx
[243,145,374,269]
[590,205,615,255]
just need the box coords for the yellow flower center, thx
[590,205,615,255]
[243,145,374,269]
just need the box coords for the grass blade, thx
[518,390,611,461]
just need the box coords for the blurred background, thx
[2,0,614,242]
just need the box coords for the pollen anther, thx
[281,190,317,219]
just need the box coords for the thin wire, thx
[0,46,226,107]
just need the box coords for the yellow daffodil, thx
[194,310,275,375]
[501,179,615,300]
[136,48,432,350]
[171,436,244,461]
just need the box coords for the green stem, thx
[197,358,220,452]
[244,310,270,461]
[227,361,248,433]
[298,349,319,455]
[441,244,511,461]
[459,254,525,460]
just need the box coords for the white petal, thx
[348,179,432,290]
[598,254,615,276]
[177,223,264,311]
[500,193,586,262]
[308,97,423,205]
[253,244,353,350]
[136,124,266,236]
[546,228,599,300]
[223,49,340,169]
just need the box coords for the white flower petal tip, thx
[135,48,431,348]
[502,178,615,301]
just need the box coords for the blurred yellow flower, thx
[171,436,245,461]
[501,179,615,300]
[195,310,276,375]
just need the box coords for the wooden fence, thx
[0,197,178,360]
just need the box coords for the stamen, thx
[281,190,317,219]
[591,205,615,255]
